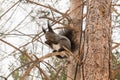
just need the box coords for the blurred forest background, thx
[0,0,120,80]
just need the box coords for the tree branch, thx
[20,51,67,79]
[0,1,20,19]
[112,42,120,50]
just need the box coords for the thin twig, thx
[0,1,20,19]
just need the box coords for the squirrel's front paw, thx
[45,40,50,44]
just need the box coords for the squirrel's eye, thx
[45,36,49,40]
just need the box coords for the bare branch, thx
[112,42,120,50]
[0,38,32,60]
[20,51,67,79]
[28,0,65,16]
[0,1,20,19]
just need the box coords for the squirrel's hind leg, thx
[56,55,66,59]
[56,48,67,59]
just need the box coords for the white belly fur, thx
[52,44,60,50]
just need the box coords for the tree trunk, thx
[83,0,111,80]
[67,0,83,80]
[67,0,111,80]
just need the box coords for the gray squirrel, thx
[42,21,75,58]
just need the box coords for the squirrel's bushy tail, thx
[59,28,76,52]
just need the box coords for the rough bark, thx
[83,0,111,80]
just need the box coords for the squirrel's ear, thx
[42,27,46,33]
[47,20,53,32]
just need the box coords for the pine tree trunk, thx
[67,0,111,80]
[67,0,83,80]
[83,0,111,80]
